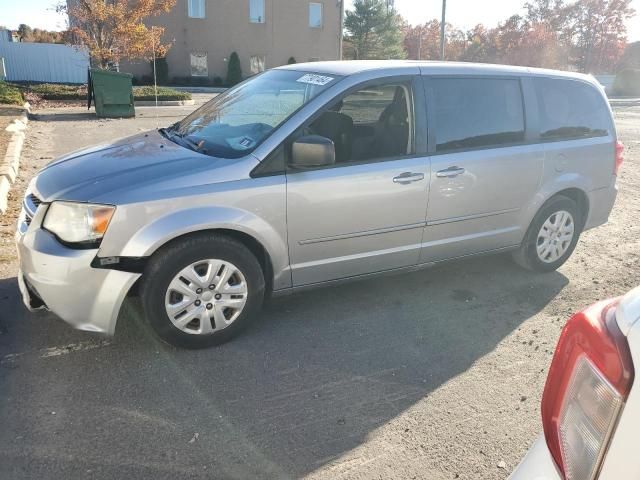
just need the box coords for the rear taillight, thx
[542,299,634,480]
[614,141,624,175]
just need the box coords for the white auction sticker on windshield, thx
[296,74,334,86]
[226,136,256,150]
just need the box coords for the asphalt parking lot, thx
[1,99,639,480]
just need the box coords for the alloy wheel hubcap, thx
[164,259,248,335]
[536,210,575,263]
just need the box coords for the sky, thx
[1,0,639,41]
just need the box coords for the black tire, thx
[141,233,265,349]
[512,195,583,272]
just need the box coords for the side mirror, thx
[290,135,335,169]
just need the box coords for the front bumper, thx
[15,203,140,336]
[509,435,562,480]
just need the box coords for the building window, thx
[249,0,265,23]
[309,3,322,28]
[190,52,208,77]
[188,0,205,18]
[250,55,266,75]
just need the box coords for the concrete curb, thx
[135,99,195,106]
[609,99,640,107]
[39,99,196,107]
[171,86,228,93]
[0,103,30,214]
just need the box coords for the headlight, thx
[43,201,115,245]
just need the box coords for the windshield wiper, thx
[178,134,203,152]
[158,127,201,152]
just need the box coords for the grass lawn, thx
[16,83,192,102]
[0,82,24,105]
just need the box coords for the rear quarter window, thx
[534,78,611,141]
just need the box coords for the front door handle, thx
[393,172,425,184]
[436,166,466,178]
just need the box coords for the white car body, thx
[511,286,640,479]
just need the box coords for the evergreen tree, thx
[226,52,242,85]
[344,0,406,60]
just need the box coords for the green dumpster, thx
[88,68,135,118]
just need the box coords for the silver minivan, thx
[16,61,622,348]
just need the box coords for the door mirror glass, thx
[290,135,336,169]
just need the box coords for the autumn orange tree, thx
[59,0,176,69]
[399,0,635,72]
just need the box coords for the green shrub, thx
[22,83,190,101]
[226,52,242,86]
[171,76,213,86]
[0,81,24,105]
[612,69,640,96]
[287,56,297,64]
[150,57,169,85]
[134,75,154,86]
[133,86,192,101]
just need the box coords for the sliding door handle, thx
[393,172,425,184]
[436,166,466,178]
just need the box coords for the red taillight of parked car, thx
[614,141,624,175]
[541,298,634,480]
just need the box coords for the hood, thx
[33,131,238,203]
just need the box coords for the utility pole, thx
[338,0,344,60]
[440,0,446,60]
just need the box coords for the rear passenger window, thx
[535,78,610,141]
[431,78,525,153]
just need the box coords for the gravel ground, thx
[0,103,638,480]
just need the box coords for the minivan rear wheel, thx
[142,233,265,349]
[513,195,582,272]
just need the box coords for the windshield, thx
[172,70,342,159]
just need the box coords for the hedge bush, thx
[612,69,640,96]
[0,82,24,105]
[133,86,191,101]
[226,52,242,86]
[150,57,169,85]
[171,76,213,86]
[12,83,191,102]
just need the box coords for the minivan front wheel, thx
[513,195,582,272]
[142,234,265,349]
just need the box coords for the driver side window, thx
[303,81,415,164]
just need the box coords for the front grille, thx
[23,193,42,227]
[29,194,42,208]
